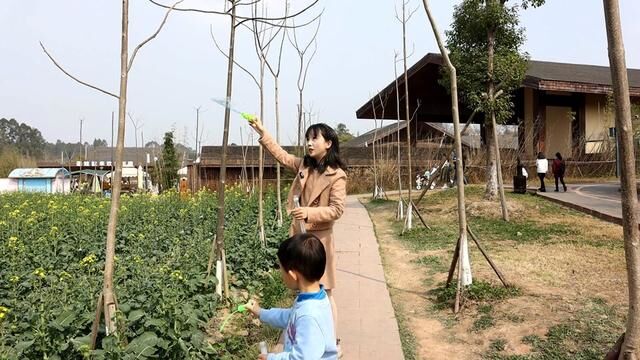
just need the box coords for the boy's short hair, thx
[277,233,326,282]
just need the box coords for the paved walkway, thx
[333,196,404,360]
[536,182,640,226]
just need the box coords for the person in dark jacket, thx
[552,152,567,192]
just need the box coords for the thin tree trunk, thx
[298,94,303,152]
[394,55,404,209]
[483,4,499,201]
[487,23,509,221]
[371,99,379,198]
[484,108,498,199]
[603,1,640,358]
[402,0,413,218]
[423,0,472,296]
[258,55,265,245]
[102,0,130,335]
[215,2,237,299]
[275,78,283,227]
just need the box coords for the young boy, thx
[247,233,338,360]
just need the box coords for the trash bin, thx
[513,158,527,194]
[513,175,527,194]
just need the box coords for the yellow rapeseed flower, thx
[33,268,46,279]
[80,254,97,267]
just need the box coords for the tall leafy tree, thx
[161,131,179,191]
[0,118,47,158]
[444,0,544,203]
[336,123,354,143]
[92,138,108,147]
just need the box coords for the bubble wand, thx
[218,300,258,333]
[211,98,256,123]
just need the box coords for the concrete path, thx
[536,182,640,226]
[333,196,404,360]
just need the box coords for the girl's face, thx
[306,131,332,161]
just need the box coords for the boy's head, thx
[277,233,326,288]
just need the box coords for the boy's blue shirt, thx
[259,285,337,360]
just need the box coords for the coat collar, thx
[306,166,339,203]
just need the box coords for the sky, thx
[1,0,639,148]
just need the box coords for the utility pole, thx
[80,118,84,172]
[111,111,115,174]
[142,129,147,190]
[195,106,202,159]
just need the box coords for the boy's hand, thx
[245,299,261,317]
[247,116,265,137]
[291,207,308,221]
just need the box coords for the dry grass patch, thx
[363,186,626,360]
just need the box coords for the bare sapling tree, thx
[41,0,183,342]
[194,105,205,160]
[374,93,390,199]
[422,0,472,313]
[127,113,144,166]
[151,0,321,298]
[370,96,381,199]
[393,51,405,219]
[402,100,424,232]
[288,16,321,153]
[396,0,419,229]
[603,0,640,358]
[209,4,294,245]
[251,4,289,227]
[210,10,265,247]
[250,3,292,241]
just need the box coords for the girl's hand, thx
[248,116,265,137]
[258,355,267,360]
[291,207,308,221]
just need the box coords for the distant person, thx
[516,158,528,179]
[536,152,548,192]
[552,152,567,192]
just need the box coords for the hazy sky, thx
[1,0,639,148]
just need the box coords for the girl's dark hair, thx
[537,152,546,159]
[303,123,346,173]
[277,233,326,282]
[555,152,562,160]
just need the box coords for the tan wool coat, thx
[259,131,347,289]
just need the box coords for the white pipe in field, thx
[397,199,404,220]
[460,236,473,286]
[215,260,222,297]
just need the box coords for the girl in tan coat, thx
[249,120,347,340]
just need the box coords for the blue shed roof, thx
[8,168,70,179]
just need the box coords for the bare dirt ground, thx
[362,186,627,360]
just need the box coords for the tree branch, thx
[288,16,321,91]
[460,109,478,135]
[40,42,119,99]
[148,0,320,22]
[209,24,260,88]
[128,0,184,72]
[237,11,323,29]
